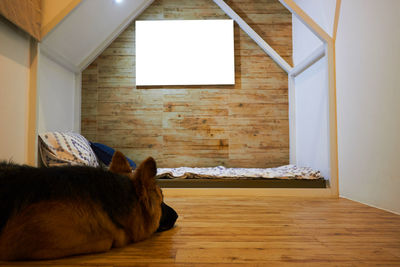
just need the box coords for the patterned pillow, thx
[38,132,99,167]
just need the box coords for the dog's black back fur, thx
[0,162,138,233]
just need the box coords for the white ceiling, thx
[40,0,153,73]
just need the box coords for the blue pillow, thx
[90,142,136,169]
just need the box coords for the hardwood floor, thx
[2,195,400,266]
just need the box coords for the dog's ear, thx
[109,151,132,175]
[132,157,157,203]
[132,157,157,185]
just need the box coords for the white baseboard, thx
[340,195,400,215]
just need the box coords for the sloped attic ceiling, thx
[40,0,154,73]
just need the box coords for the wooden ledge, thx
[163,187,336,198]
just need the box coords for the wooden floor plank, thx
[1,196,399,266]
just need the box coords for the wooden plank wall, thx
[81,0,292,168]
[0,0,41,40]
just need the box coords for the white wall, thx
[293,58,330,180]
[37,52,79,134]
[293,0,400,214]
[336,0,400,214]
[292,0,335,180]
[0,19,30,163]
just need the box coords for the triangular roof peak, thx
[41,0,337,75]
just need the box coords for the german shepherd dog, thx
[0,151,178,260]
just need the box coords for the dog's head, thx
[109,151,178,234]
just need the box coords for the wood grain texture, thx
[0,0,41,40]
[81,0,292,168]
[26,38,38,166]
[2,196,399,266]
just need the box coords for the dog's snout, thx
[157,202,178,232]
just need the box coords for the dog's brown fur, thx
[0,152,163,260]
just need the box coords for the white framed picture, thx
[135,19,235,86]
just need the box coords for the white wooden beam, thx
[290,45,325,77]
[279,0,333,44]
[74,72,82,133]
[213,0,292,74]
[288,75,296,164]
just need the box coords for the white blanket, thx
[156,165,323,180]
